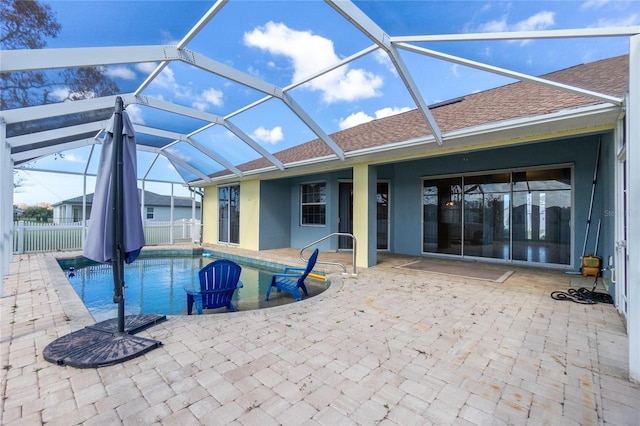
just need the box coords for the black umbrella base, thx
[43,314,167,368]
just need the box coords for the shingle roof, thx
[53,189,200,208]
[224,54,628,176]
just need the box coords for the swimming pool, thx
[62,255,328,321]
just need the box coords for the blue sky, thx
[13,0,639,205]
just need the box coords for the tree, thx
[0,0,119,110]
[21,205,53,223]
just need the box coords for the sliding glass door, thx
[463,173,511,259]
[422,167,571,265]
[423,177,462,255]
[219,185,240,244]
[511,169,571,264]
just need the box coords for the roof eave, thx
[193,103,623,186]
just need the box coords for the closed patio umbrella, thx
[44,97,164,368]
[84,98,144,265]
[83,96,145,333]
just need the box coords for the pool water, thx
[65,256,328,321]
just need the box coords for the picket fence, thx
[12,219,202,254]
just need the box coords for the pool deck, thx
[1,244,639,425]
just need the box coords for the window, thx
[146,207,154,220]
[301,182,326,225]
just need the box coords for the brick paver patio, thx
[1,245,639,425]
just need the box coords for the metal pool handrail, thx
[300,233,357,276]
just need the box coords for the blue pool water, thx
[64,256,327,321]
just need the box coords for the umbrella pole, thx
[111,97,126,334]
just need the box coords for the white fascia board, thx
[391,26,640,43]
[7,120,107,148]
[162,150,212,183]
[281,93,345,160]
[346,103,621,158]
[281,154,339,170]
[12,138,96,162]
[0,95,121,124]
[397,43,623,106]
[1,45,170,72]
[443,104,621,140]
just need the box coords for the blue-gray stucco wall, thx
[257,132,615,269]
[388,133,613,268]
[258,180,291,250]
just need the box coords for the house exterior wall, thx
[386,133,612,269]
[54,204,199,223]
[259,179,291,250]
[53,204,91,224]
[288,170,352,251]
[145,205,199,221]
[202,186,218,244]
[202,132,615,271]
[239,180,260,251]
[249,132,612,271]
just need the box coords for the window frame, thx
[300,181,327,226]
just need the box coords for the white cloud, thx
[105,66,136,80]
[375,106,411,119]
[251,126,284,144]
[592,14,639,27]
[478,11,555,33]
[581,0,613,9]
[166,148,192,163]
[50,87,97,102]
[339,106,410,130]
[339,111,373,130]
[451,64,460,77]
[201,88,224,107]
[150,66,224,111]
[513,11,556,31]
[192,88,224,111]
[373,49,396,75]
[50,87,71,102]
[151,66,178,90]
[478,17,509,33]
[244,21,383,103]
[124,104,145,125]
[62,153,84,163]
[475,11,555,46]
[136,62,159,74]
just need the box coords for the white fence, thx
[12,219,202,254]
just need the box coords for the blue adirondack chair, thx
[266,249,319,302]
[184,259,243,314]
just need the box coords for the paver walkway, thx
[1,245,639,425]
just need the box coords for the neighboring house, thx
[52,189,201,224]
[200,54,631,313]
